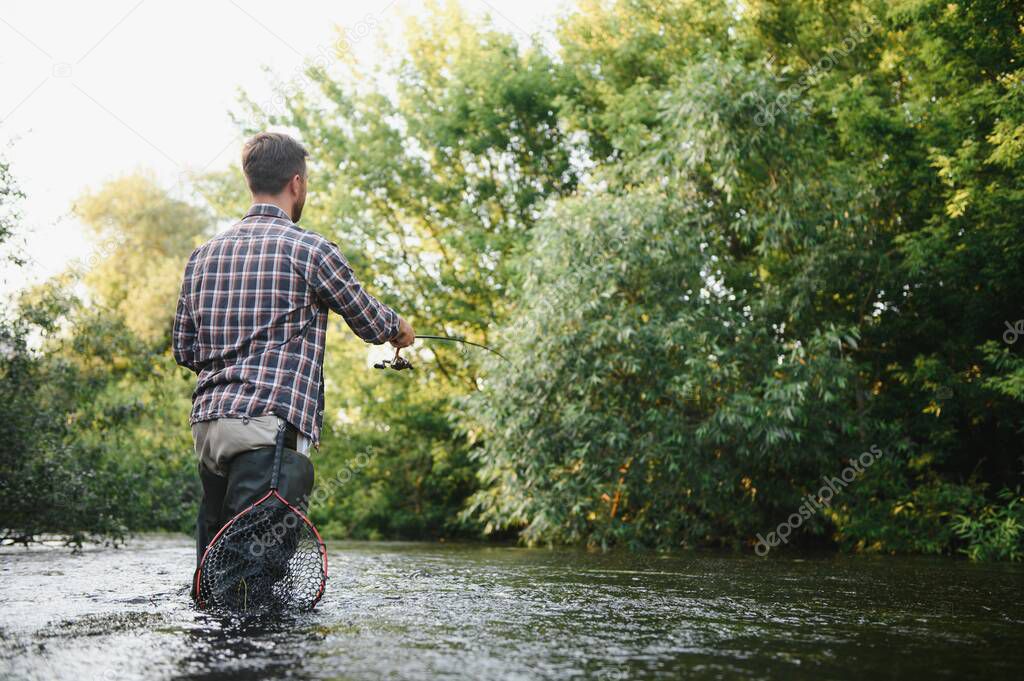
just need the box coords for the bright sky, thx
[0,0,564,297]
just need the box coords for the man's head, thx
[241,132,309,222]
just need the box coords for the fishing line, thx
[417,335,507,360]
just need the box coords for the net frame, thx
[193,426,328,611]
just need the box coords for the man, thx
[172,131,414,580]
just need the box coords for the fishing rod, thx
[417,335,507,359]
[373,334,506,371]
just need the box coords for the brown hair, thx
[241,132,308,194]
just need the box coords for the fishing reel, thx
[373,347,414,371]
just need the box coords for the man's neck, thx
[251,195,293,219]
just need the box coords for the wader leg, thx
[193,444,315,605]
[192,465,228,599]
[219,448,316,594]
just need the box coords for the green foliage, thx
[1,168,202,546]
[0,278,196,545]
[463,78,867,547]
[465,0,1023,556]
[833,460,985,555]
[73,173,211,343]
[306,342,478,540]
[1,283,119,545]
[953,488,1024,562]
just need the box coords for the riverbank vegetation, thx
[2,0,1022,559]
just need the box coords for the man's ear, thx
[290,174,302,196]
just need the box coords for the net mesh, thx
[197,492,327,613]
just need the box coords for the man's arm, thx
[309,241,414,346]
[172,258,199,372]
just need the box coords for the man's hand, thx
[390,317,415,348]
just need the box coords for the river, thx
[1,535,1021,680]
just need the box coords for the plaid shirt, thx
[172,203,400,447]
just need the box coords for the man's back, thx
[173,203,399,446]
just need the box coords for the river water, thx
[1,535,1021,680]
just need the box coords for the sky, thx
[0,0,564,297]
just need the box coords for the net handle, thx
[270,421,285,490]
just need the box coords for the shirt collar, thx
[244,203,292,221]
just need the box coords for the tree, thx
[73,173,211,343]
[466,0,1024,557]
[1,169,209,545]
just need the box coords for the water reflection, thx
[174,611,323,681]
